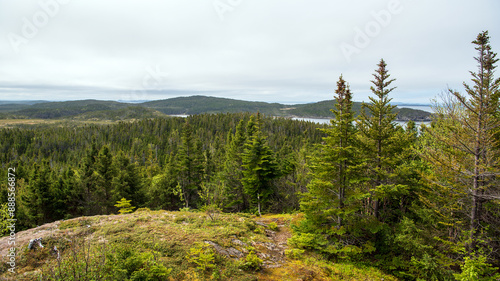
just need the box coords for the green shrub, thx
[59,218,93,230]
[201,204,221,221]
[186,243,216,272]
[135,207,151,212]
[408,253,454,281]
[115,198,136,214]
[285,248,305,260]
[268,222,278,231]
[0,203,10,237]
[244,220,256,231]
[454,254,500,281]
[240,249,263,271]
[41,240,171,280]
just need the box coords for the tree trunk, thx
[375,138,382,220]
[257,194,262,217]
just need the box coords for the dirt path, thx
[255,216,292,269]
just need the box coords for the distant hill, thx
[70,106,168,121]
[0,96,432,121]
[288,100,364,118]
[142,95,284,116]
[13,100,131,119]
[0,100,48,106]
[143,96,431,121]
[289,99,431,121]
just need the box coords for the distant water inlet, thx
[397,105,434,113]
[292,105,433,126]
[292,117,429,128]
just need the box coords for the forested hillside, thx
[1,31,499,280]
[142,96,285,116]
[0,96,431,121]
[0,113,325,222]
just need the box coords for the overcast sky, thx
[1,0,499,104]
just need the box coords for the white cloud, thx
[0,0,499,103]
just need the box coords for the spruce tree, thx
[148,152,182,210]
[241,114,277,216]
[112,151,144,208]
[177,122,204,208]
[81,142,99,216]
[95,145,115,214]
[25,160,53,226]
[221,119,248,211]
[357,59,401,221]
[114,198,136,214]
[421,31,500,255]
[52,167,81,219]
[296,75,363,255]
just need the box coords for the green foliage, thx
[144,95,284,116]
[114,197,136,214]
[454,254,500,281]
[0,111,326,227]
[13,210,272,280]
[1,96,429,121]
[409,253,455,281]
[3,32,500,280]
[107,246,172,281]
[241,114,278,216]
[201,204,222,221]
[43,241,171,281]
[420,31,500,263]
[147,154,182,210]
[25,160,53,226]
[357,59,405,221]
[240,248,263,271]
[95,145,116,214]
[186,243,216,272]
[296,75,368,259]
[268,221,278,231]
[393,217,432,255]
[178,122,205,208]
[112,150,145,208]
[285,248,305,260]
[221,119,248,212]
[0,203,9,237]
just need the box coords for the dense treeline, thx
[1,31,499,280]
[0,113,325,228]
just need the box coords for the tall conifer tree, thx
[25,160,53,226]
[95,145,115,214]
[178,122,204,208]
[241,114,277,216]
[112,150,144,209]
[421,31,500,254]
[296,75,363,255]
[81,142,99,216]
[222,119,248,211]
[357,59,401,220]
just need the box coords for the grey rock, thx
[204,241,229,257]
[255,221,267,227]
[226,247,244,258]
[231,239,248,247]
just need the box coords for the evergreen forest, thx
[1,31,500,280]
